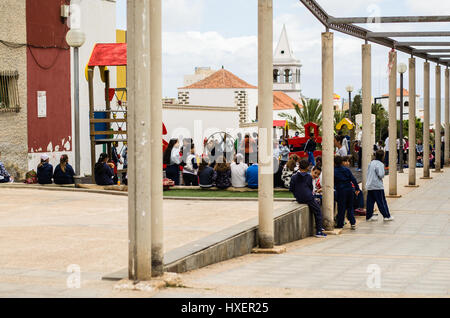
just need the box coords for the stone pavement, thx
[1,169,449,297]
[151,169,450,298]
[0,188,289,297]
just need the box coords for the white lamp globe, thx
[66,29,86,48]
[398,63,407,74]
[345,85,354,93]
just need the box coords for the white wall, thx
[181,89,235,107]
[247,88,258,122]
[70,0,117,176]
[380,96,421,121]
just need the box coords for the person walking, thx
[366,150,394,222]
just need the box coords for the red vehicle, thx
[287,122,322,159]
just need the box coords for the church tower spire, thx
[273,25,302,103]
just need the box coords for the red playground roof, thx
[88,43,127,67]
[273,120,287,128]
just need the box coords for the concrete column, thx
[321,32,334,230]
[423,62,431,178]
[149,0,164,277]
[257,0,274,248]
[361,44,371,203]
[435,65,442,172]
[408,58,417,185]
[127,0,152,281]
[388,50,398,196]
[445,68,450,166]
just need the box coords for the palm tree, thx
[279,98,322,134]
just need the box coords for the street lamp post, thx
[346,85,355,165]
[398,62,407,173]
[66,28,86,179]
[346,85,354,120]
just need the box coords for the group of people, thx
[288,148,394,238]
[163,138,259,189]
[34,154,76,185]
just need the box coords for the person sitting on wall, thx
[94,153,114,186]
[289,159,326,238]
[246,162,258,189]
[37,154,53,185]
[53,154,75,185]
[0,151,13,183]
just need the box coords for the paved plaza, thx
[0,169,449,297]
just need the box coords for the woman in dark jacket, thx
[94,153,114,186]
[37,154,53,184]
[53,154,75,185]
[214,157,232,189]
[334,156,360,230]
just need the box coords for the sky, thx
[116,0,450,114]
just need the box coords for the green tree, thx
[372,103,389,142]
[279,98,322,134]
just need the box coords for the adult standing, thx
[303,133,317,166]
[384,136,390,167]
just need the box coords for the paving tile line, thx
[287,252,450,262]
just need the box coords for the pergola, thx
[125,0,450,280]
[300,0,450,230]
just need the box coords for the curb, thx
[0,184,295,201]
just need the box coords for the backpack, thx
[25,170,38,184]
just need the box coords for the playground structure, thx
[287,122,322,159]
[86,43,168,182]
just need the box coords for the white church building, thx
[167,25,304,147]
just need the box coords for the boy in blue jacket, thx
[290,159,326,238]
[334,156,360,230]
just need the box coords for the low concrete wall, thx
[164,202,312,273]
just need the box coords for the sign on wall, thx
[37,91,47,118]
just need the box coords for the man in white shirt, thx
[230,154,248,188]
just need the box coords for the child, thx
[246,163,258,189]
[53,154,75,185]
[214,157,232,189]
[94,153,114,186]
[334,156,360,230]
[198,158,215,188]
[182,144,199,186]
[231,154,248,188]
[0,151,12,183]
[37,154,53,184]
[366,150,394,222]
[311,165,322,205]
[290,159,326,238]
[303,133,317,166]
[342,156,365,215]
[281,154,299,188]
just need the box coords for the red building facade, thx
[26,0,72,153]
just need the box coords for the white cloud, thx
[163,0,206,31]
[162,31,258,95]
[405,0,450,14]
